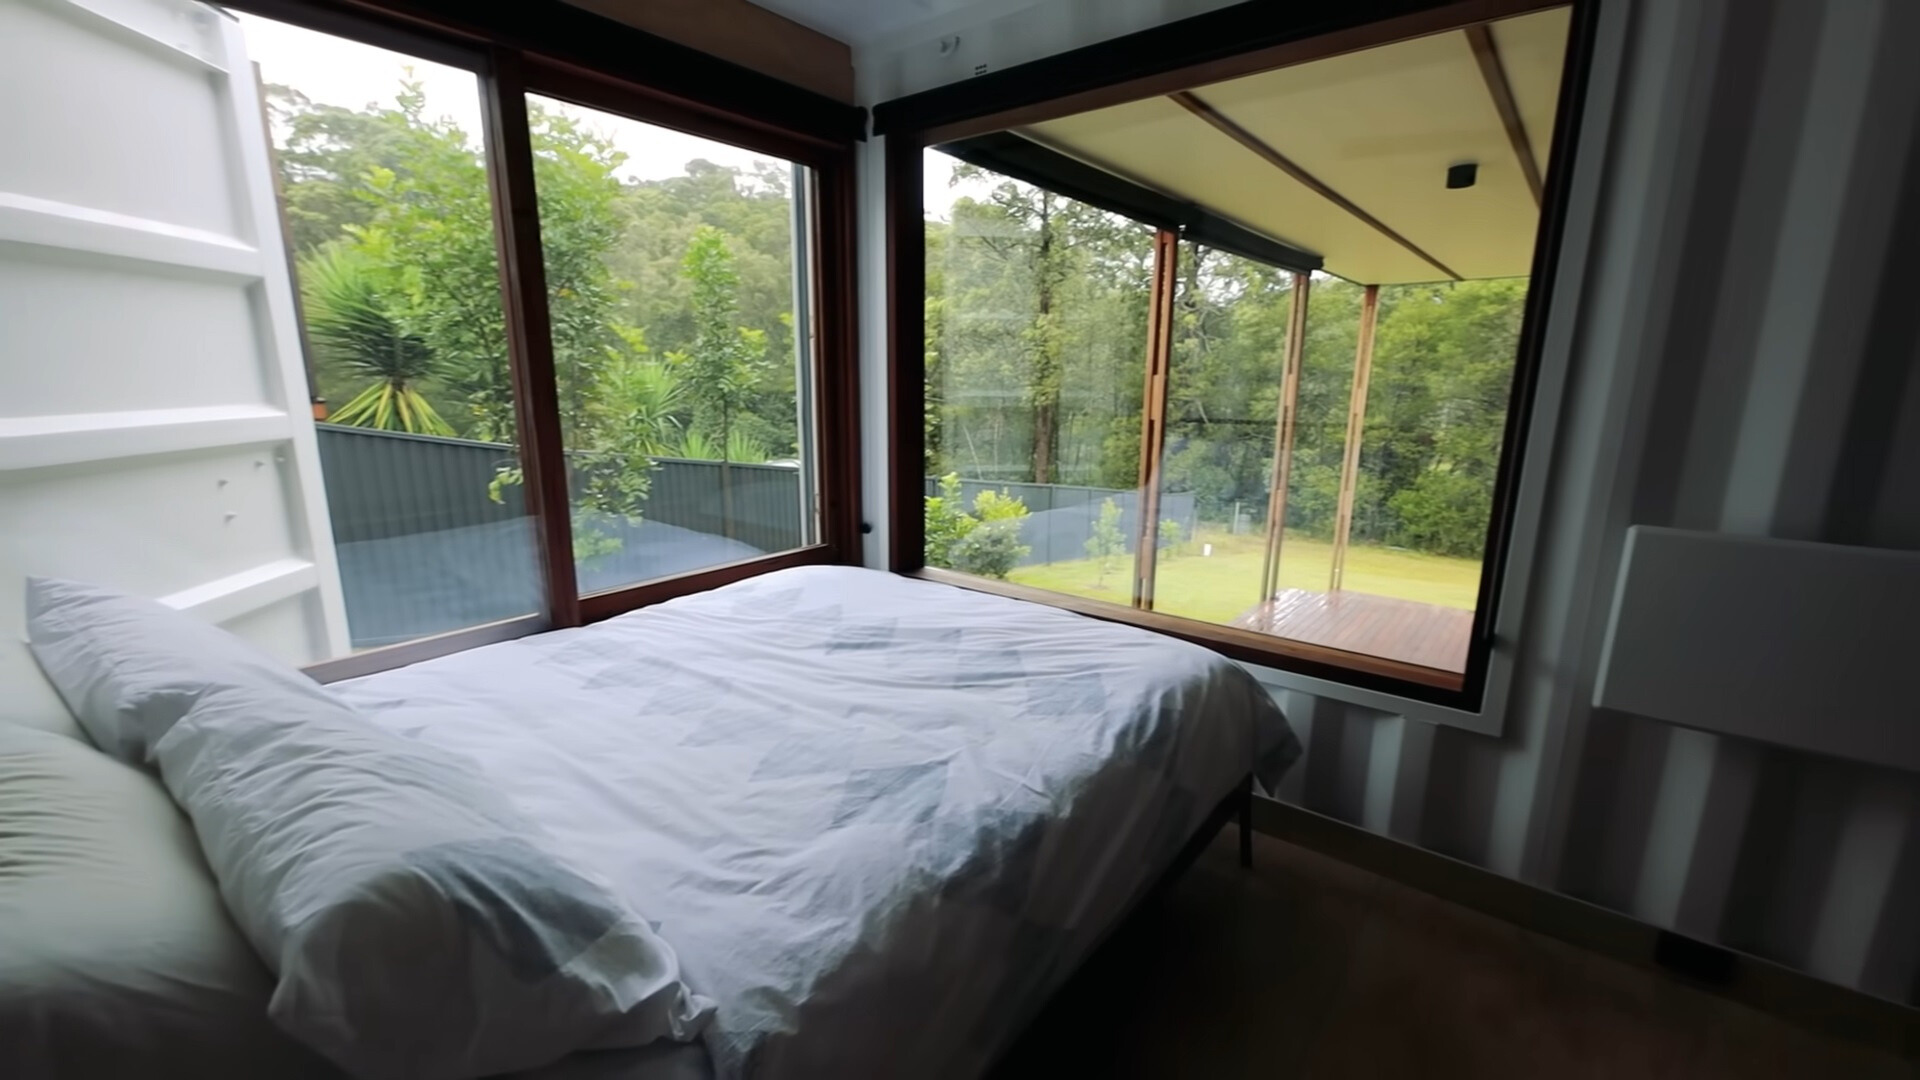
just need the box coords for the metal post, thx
[1329,284,1380,593]
[1257,272,1311,626]
[1133,228,1179,610]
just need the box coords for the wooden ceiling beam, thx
[1169,90,1463,282]
[1466,23,1544,206]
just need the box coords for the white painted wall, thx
[0,0,347,732]
[855,0,1920,1004]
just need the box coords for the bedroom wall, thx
[853,0,1920,1006]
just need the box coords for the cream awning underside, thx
[1020,6,1571,286]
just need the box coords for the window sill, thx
[576,546,836,622]
[907,566,1475,704]
[306,546,840,684]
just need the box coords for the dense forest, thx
[266,81,804,522]
[928,157,1528,558]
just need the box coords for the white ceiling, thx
[746,0,987,45]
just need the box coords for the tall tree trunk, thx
[1031,192,1062,484]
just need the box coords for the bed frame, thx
[1156,773,1256,891]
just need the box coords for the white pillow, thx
[24,577,338,762]
[0,723,336,1080]
[154,677,715,1080]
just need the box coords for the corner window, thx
[898,4,1583,703]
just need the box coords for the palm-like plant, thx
[670,427,768,464]
[302,244,454,436]
[594,353,685,457]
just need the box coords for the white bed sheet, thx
[336,566,1297,1080]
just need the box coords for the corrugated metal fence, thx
[316,426,1198,573]
[925,478,1199,567]
[315,425,807,551]
[316,426,527,542]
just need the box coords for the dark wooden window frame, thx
[885,0,1600,709]
[227,0,864,684]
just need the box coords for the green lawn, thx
[1007,528,1483,625]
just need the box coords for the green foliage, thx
[1085,498,1126,587]
[671,428,770,464]
[671,225,765,456]
[970,488,1029,523]
[922,473,1032,577]
[929,167,1153,488]
[269,79,806,539]
[923,473,974,570]
[924,151,1531,561]
[953,519,1028,580]
[1388,468,1493,557]
[299,244,452,435]
[1158,518,1184,557]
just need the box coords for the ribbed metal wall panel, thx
[315,425,526,543]
[1243,0,1920,1006]
[316,427,807,551]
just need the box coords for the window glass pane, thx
[1276,279,1512,673]
[252,17,544,653]
[925,149,1154,600]
[525,97,815,595]
[1152,261,1517,673]
[0,5,540,676]
[1151,246,1289,626]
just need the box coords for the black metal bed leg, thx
[1237,785,1254,869]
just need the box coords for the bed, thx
[5,565,1296,1079]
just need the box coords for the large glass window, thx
[524,98,817,594]
[910,5,1575,693]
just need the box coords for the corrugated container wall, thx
[856,0,1920,1005]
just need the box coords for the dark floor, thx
[992,832,1914,1078]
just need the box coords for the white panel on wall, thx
[0,0,347,731]
[0,445,314,594]
[1595,526,1920,770]
[0,251,273,415]
[0,0,239,236]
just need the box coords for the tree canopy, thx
[926,160,1527,559]
[267,80,801,480]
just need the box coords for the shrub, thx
[1085,498,1126,587]
[924,474,1031,576]
[924,473,974,569]
[952,518,1028,579]
[1158,518,1183,557]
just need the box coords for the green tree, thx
[923,473,974,569]
[923,474,1032,577]
[1085,498,1126,587]
[268,81,630,444]
[953,487,1030,579]
[934,164,1152,486]
[1158,518,1184,558]
[672,225,766,457]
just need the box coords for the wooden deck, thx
[1234,588,1474,673]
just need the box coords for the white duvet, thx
[335,566,1297,1079]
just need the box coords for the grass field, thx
[1007,527,1483,625]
